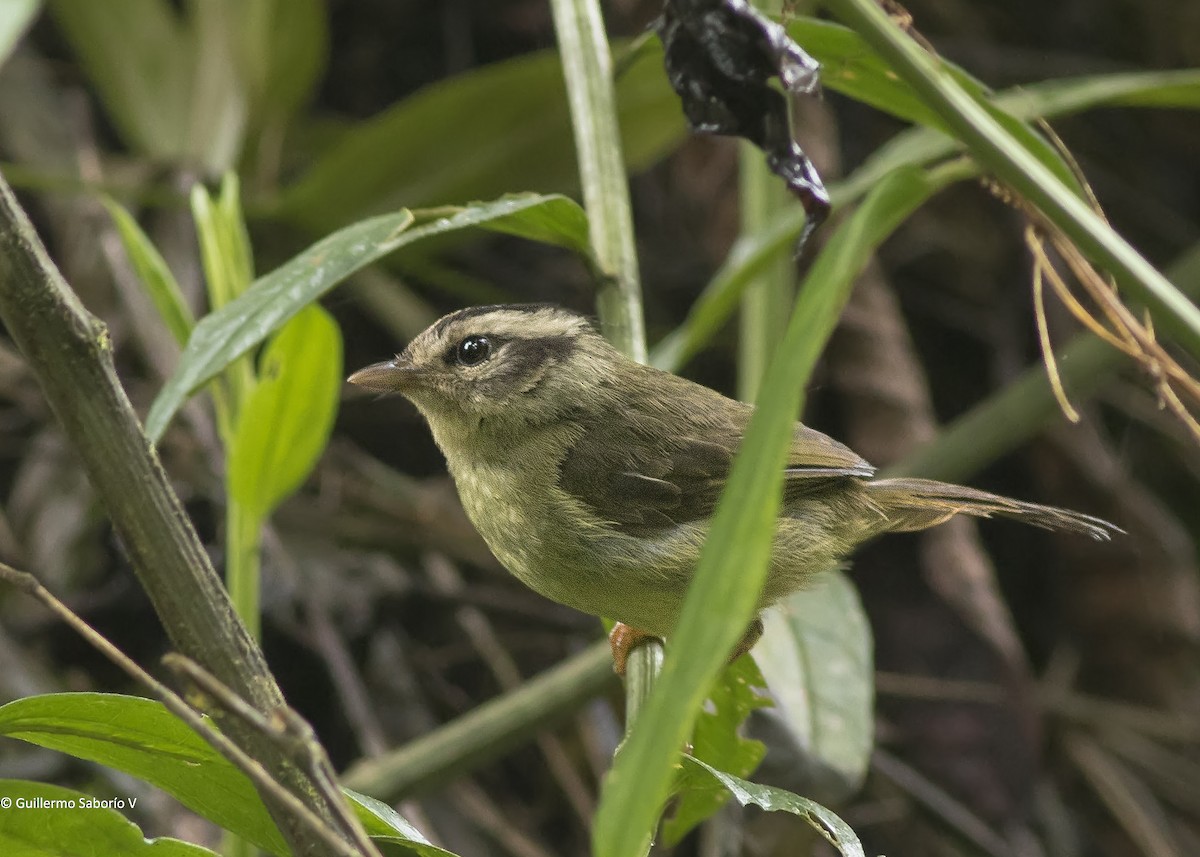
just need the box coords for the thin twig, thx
[162,655,381,857]
[0,562,372,857]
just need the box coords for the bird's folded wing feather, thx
[557,396,873,536]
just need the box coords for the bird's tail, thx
[863,478,1120,541]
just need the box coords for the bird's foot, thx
[609,623,659,676]
[609,617,764,676]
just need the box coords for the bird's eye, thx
[455,335,491,366]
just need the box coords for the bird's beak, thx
[347,356,426,393]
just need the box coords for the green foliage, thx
[676,759,865,857]
[0,693,458,857]
[786,18,945,129]
[346,790,459,857]
[146,193,592,441]
[103,198,195,345]
[49,0,240,171]
[0,1,40,68]
[0,779,218,856]
[825,0,1200,362]
[0,692,292,854]
[755,575,875,801]
[274,49,683,231]
[233,0,326,121]
[48,0,326,174]
[192,176,254,311]
[4,3,1199,855]
[592,163,931,857]
[662,657,772,845]
[227,305,342,520]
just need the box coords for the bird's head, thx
[349,304,617,435]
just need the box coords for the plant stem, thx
[0,170,350,857]
[737,141,797,402]
[549,0,646,363]
[548,0,661,736]
[822,0,1200,362]
[737,0,796,403]
[226,498,262,640]
[342,640,617,800]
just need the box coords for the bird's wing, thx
[557,379,873,537]
[786,424,875,480]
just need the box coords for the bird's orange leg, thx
[609,623,658,676]
[609,617,764,676]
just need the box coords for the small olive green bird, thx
[349,304,1117,673]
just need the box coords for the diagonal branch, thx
[0,171,352,857]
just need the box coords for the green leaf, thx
[652,158,968,373]
[227,305,342,520]
[825,0,1200,370]
[275,17,972,235]
[233,0,326,120]
[192,176,254,311]
[146,193,590,442]
[852,70,1200,202]
[48,0,191,159]
[102,198,195,345]
[0,693,454,857]
[0,693,290,855]
[755,574,874,802]
[183,1,248,173]
[787,17,947,129]
[275,48,683,232]
[662,657,771,845]
[0,0,39,68]
[347,789,459,857]
[592,165,938,857]
[1007,68,1200,113]
[49,0,246,171]
[0,779,217,856]
[950,71,1083,196]
[677,759,865,857]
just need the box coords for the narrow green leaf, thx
[0,0,40,68]
[662,657,771,845]
[652,160,970,373]
[411,197,592,259]
[217,174,255,298]
[851,69,1200,204]
[183,1,247,173]
[48,0,191,159]
[825,0,1200,368]
[787,17,947,129]
[0,693,453,857]
[754,573,874,802]
[275,49,683,232]
[146,193,589,442]
[192,178,252,311]
[0,779,217,856]
[677,759,865,857]
[951,71,1083,196]
[593,165,934,857]
[1008,68,1200,113]
[102,197,195,344]
[227,305,342,519]
[233,0,326,119]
